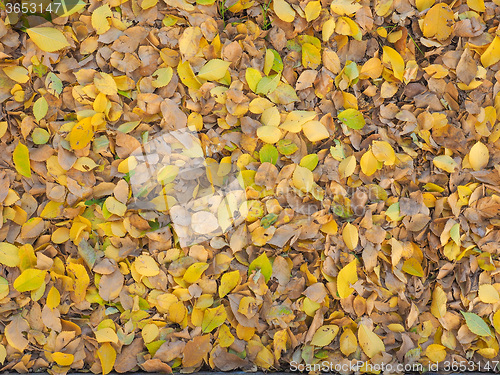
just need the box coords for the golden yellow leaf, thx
[342,223,359,250]
[46,286,61,309]
[26,27,69,52]
[134,255,160,277]
[310,325,339,346]
[360,150,378,176]
[3,66,29,84]
[358,323,385,358]
[52,352,74,367]
[91,5,113,35]
[431,285,447,318]
[305,1,321,21]
[0,242,20,267]
[339,155,356,179]
[382,46,405,81]
[257,125,282,143]
[469,141,489,171]
[97,343,116,375]
[481,37,500,68]
[467,0,485,12]
[426,344,446,363]
[422,3,454,41]
[219,270,240,298]
[337,259,358,298]
[340,328,358,356]
[478,284,499,304]
[69,118,93,150]
[302,120,329,142]
[198,59,231,81]
[273,0,295,22]
[372,140,396,165]
[433,155,458,173]
[293,165,314,193]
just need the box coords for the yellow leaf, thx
[467,0,485,12]
[94,72,117,96]
[218,324,235,347]
[469,141,489,171]
[134,255,160,277]
[479,284,499,304]
[141,0,158,9]
[183,262,209,283]
[52,352,74,367]
[330,0,362,15]
[41,201,63,219]
[359,57,383,79]
[273,0,295,22]
[97,343,116,375]
[26,27,69,52]
[280,111,317,132]
[198,59,231,81]
[360,150,378,176]
[372,140,396,165]
[66,263,90,303]
[310,325,339,346]
[382,46,405,81]
[152,67,173,88]
[493,310,500,334]
[415,0,435,11]
[13,142,31,178]
[322,18,336,42]
[339,155,356,178]
[340,328,358,356]
[0,242,20,267]
[293,165,314,193]
[481,36,500,68]
[422,3,454,41]
[219,270,240,298]
[104,196,127,216]
[433,155,458,173]
[342,223,359,250]
[91,5,113,35]
[95,327,119,343]
[358,323,385,358]
[245,68,262,93]
[177,61,202,90]
[402,258,424,277]
[302,43,321,69]
[337,259,358,298]
[431,285,447,318]
[69,118,93,150]
[302,120,329,142]
[14,269,46,292]
[202,305,227,333]
[305,1,321,21]
[336,16,361,40]
[168,301,187,323]
[46,286,61,309]
[0,344,6,364]
[257,125,282,143]
[426,343,447,362]
[52,227,70,244]
[142,323,159,344]
[3,66,29,84]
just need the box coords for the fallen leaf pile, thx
[0,0,500,371]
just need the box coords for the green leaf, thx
[32,128,50,144]
[259,144,279,164]
[338,108,366,130]
[248,253,273,283]
[33,97,48,122]
[461,312,492,337]
[14,269,47,292]
[300,154,319,171]
[256,74,280,96]
[46,72,63,95]
[13,142,31,178]
[277,139,298,155]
